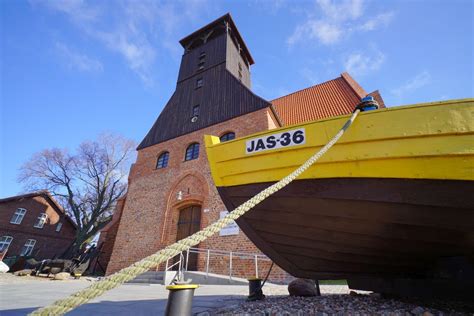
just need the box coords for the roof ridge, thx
[340,72,367,99]
[0,190,48,202]
[270,75,343,104]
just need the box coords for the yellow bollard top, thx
[166,284,199,290]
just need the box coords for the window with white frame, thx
[0,236,13,252]
[56,222,63,232]
[34,213,48,228]
[10,208,27,224]
[20,239,36,256]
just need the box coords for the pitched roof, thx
[137,66,272,149]
[0,191,77,229]
[179,13,254,65]
[271,72,383,126]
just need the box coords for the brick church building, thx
[100,13,384,281]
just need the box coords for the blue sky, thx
[1,0,473,197]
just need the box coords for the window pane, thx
[34,213,47,228]
[198,56,205,70]
[185,143,199,161]
[10,208,27,224]
[220,132,235,142]
[20,239,36,256]
[185,146,192,160]
[193,144,199,159]
[157,152,169,169]
[0,236,13,252]
[196,78,203,88]
[192,105,200,117]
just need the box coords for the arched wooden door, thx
[176,205,201,270]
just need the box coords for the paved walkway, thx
[0,275,283,315]
[0,274,356,315]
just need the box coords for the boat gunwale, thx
[205,98,474,150]
[212,131,474,165]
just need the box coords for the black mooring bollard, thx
[165,284,199,316]
[247,277,265,301]
[315,280,321,296]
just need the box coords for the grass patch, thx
[318,279,347,285]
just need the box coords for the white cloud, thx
[309,21,343,45]
[359,11,395,31]
[288,0,395,46]
[391,71,432,97]
[343,48,385,77]
[32,0,211,86]
[55,42,103,72]
[30,0,100,23]
[288,20,343,46]
[317,0,364,21]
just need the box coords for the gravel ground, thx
[205,285,473,316]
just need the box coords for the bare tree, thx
[19,133,136,258]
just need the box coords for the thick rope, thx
[31,110,360,315]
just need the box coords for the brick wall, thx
[106,108,293,283]
[0,195,76,260]
[94,197,126,274]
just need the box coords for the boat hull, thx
[205,99,474,296]
[217,178,474,280]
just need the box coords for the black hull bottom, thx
[217,178,474,285]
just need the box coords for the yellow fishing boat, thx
[205,98,474,298]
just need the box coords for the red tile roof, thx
[271,72,383,126]
[0,191,77,229]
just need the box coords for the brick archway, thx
[160,172,209,245]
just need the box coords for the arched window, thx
[10,208,27,224]
[156,151,170,169]
[185,143,199,161]
[0,236,13,252]
[220,132,235,142]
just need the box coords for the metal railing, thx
[163,247,271,283]
[164,252,185,284]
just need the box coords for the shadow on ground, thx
[1,295,246,316]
